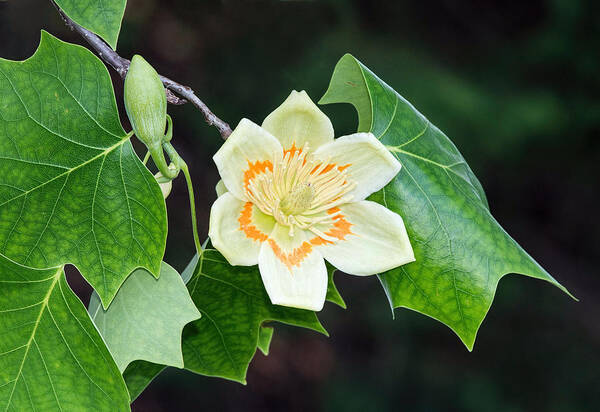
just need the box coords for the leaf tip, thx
[318,54,356,105]
[462,336,476,352]
[557,282,579,302]
[449,326,477,352]
[314,321,330,338]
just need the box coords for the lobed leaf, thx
[54,0,127,49]
[88,262,201,372]
[320,54,574,350]
[0,254,129,411]
[122,248,331,400]
[182,249,327,383]
[0,31,167,308]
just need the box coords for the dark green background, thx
[1,0,598,411]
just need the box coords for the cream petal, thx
[213,118,282,200]
[159,180,172,199]
[262,90,334,151]
[258,224,328,311]
[215,179,228,197]
[209,192,275,266]
[312,132,401,201]
[154,172,172,199]
[318,200,415,276]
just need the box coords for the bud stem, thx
[180,160,202,254]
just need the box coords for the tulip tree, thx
[0,1,574,410]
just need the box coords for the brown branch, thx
[50,0,232,139]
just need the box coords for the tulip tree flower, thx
[209,91,415,311]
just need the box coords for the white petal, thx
[318,200,414,276]
[213,118,282,200]
[312,132,401,201]
[262,90,334,151]
[159,181,172,199]
[258,224,328,311]
[154,169,175,199]
[209,192,275,266]
[215,179,228,197]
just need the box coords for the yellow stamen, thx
[245,144,354,238]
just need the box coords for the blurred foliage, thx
[1,0,598,411]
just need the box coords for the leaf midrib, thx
[355,63,468,325]
[0,134,131,209]
[0,65,121,151]
[4,265,62,411]
[397,161,466,323]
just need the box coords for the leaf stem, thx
[142,151,151,165]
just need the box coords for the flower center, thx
[279,183,314,215]
[245,143,356,239]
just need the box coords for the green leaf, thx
[88,262,201,372]
[122,360,164,402]
[183,249,327,383]
[0,31,166,308]
[257,326,274,356]
[326,262,346,309]
[0,255,129,410]
[54,0,127,49]
[122,249,328,399]
[320,54,574,350]
[122,327,276,403]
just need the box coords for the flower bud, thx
[124,55,166,148]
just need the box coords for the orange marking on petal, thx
[243,159,273,190]
[327,207,354,240]
[238,202,269,242]
[283,143,302,158]
[283,143,307,166]
[309,237,329,246]
[311,162,352,175]
[310,207,354,246]
[268,238,313,270]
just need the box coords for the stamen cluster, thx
[246,144,356,239]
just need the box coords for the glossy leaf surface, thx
[0,32,167,308]
[320,54,573,349]
[122,248,329,400]
[182,249,327,383]
[0,256,129,411]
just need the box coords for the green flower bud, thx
[124,55,166,148]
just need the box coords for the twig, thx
[50,0,232,139]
